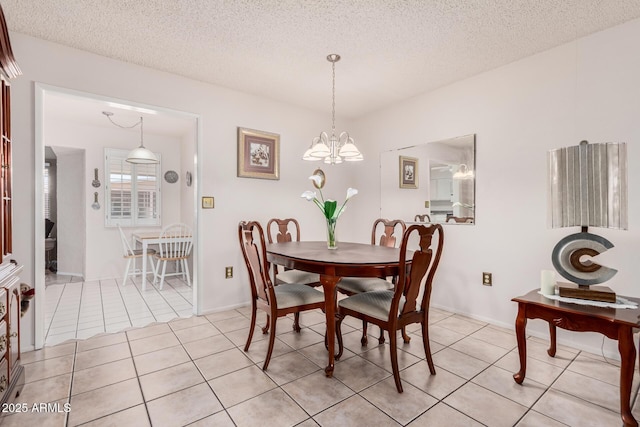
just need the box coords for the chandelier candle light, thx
[301,171,357,249]
[303,54,363,164]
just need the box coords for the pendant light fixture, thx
[303,54,363,164]
[102,111,159,164]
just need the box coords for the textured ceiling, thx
[3,0,640,119]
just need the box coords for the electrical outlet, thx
[225,266,233,279]
[482,272,492,286]
[424,201,430,208]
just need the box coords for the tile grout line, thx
[44,282,66,340]
[24,308,635,426]
[64,341,79,427]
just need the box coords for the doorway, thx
[34,84,202,348]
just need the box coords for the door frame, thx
[34,83,203,349]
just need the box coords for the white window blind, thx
[105,148,161,227]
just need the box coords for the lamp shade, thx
[338,141,361,158]
[302,147,321,161]
[548,140,627,230]
[344,152,364,162]
[126,146,159,164]
[309,142,331,158]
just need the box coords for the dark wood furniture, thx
[0,5,22,410]
[337,218,406,345]
[414,214,431,222]
[0,3,20,263]
[266,240,408,377]
[0,262,23,407]
[336,224,444,392]
[239,222,325,370]
[512,289,640,427]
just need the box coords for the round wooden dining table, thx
[266,241,407,377]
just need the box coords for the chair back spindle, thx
[158,223,193,259]
[266,218,301,244]
[396,224,444,317]
[371,218,406,248]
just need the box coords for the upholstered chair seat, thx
[336,277,393,295]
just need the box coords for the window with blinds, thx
[105,148,161,227]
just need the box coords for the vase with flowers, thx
[301,170,358,250]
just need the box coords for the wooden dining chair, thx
[153,223,193,290]
[336,223,444,392]
[266,218,320,287]
[337,218,406,345]
[414,214,431,222]
[239,221,325,370]
[118,224,156,286]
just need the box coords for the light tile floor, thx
[45,272,193,346]
[8,307,640,426]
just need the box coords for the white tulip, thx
[309,175,323,187]
[346,188,358,200]
[301,190,317,201]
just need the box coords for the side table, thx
[512,289,640,427]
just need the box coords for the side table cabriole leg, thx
[547,322,557,357]
[513,303,527,384]
[618,327,638,427]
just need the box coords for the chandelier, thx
[303,54,363,164]
[103,111,159,164]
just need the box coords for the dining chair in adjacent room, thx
[118,224,156,286]
[239,220,325,370]
[335,223,444,392]
[337,218,406,345]
[153,223,193,290]
[266,218,321,286]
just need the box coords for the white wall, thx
[11,18,640,356]
[351,18,640,357]
[54,149,85,276]
[10,33,357,349]
[44,119,183,281]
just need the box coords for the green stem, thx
[334,198,351,219]
[326,218,337,249]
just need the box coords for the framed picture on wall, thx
[399,156,418,189]
[237,127,280,180]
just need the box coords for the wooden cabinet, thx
[0,262,23,405]
[0,3,23,408]
[0,75,12,261]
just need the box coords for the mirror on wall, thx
[380,134,475,224]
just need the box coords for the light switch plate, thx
[202,196,214,209]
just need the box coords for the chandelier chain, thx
[331,60,336,134]
[104,112,142,130]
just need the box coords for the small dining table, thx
[131,231,192,291]
[266,241,407,377]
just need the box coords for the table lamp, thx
[548,140,627,302]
